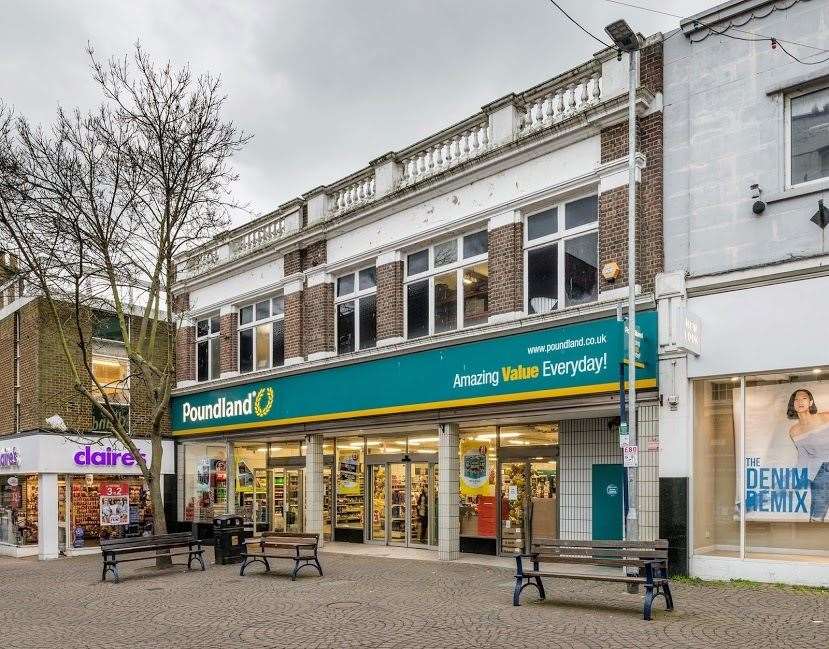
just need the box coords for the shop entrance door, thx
[368,462,437,547]
[271,468,304,534]
[500,460,558,554]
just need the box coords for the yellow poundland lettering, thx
[501,364,540,382]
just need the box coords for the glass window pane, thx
[337,301,355,354]
[255,300,270,321]
[459,429,497,539]
[527,244,558,314]
[210,316,220,334]
[462,230,488,258]
[335,438,364,529]
[272,320,284,367]
[239,328,253,373]
[197,340,208,382]
[407,249,429,276]
[527,207,558,240]
[434,271,458,333]
[791,87,829,185]
[272,296,284,317]
[564,232,598,306]
[255,323,270,369]
[93,312,123,341]
[565,195,598,229]
[463,263,489,328]
[337,274,355,297]
[406,280,429,338]
[434,240,458,267]
[358,267,376,290]
[359,295,377,350]
[239,305,253,325]
[196,319,208,338]
[210,337,220,380]
[693,379,739,557]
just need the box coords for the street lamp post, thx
[605,20,640,550]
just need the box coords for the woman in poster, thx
[787,389,829,521]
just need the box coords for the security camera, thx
[752,200,766,215]
[750,184,766,215]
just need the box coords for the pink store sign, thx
[73,445,147,468]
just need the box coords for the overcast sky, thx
[1,0,713,226]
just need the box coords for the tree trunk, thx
[148,474,172,568]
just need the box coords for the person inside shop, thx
[417,485,428,543]
[787,388,829,522]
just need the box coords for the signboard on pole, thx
[623,445,639,468]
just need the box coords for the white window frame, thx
[238,296,285,374]
[523,194,599,315]
[403,230,489,339]
[335,266,377,354]
[195,315,220,382]
[785,83,829,189]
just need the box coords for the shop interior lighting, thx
[730,377,739,382]
[408,436,440,444]
[813,368,823,374]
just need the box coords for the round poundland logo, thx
[606,484,619,497]
[254,387,274,417]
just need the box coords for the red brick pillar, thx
[376,251,404,346]
[175,321,196,386]
[303,268,335,361]
[219,306,238,378]
[283,278,304,366]
[487,211,524,323]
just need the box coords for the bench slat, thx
[532,555,656,568]
[102,542,198,555]
[109,550,203,563]
[522,571,666,584]
[531,538,668,550]
[532,548,668,559]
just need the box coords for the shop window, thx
[336,267,377,354]
[195,315,220,382]
[233,445,267,525]
[69,476,153,546]
[92,311,124,342]
[459,428,497,540]
[269,441,302,459]
[365,435,407,455]
[0,475,37,546]
[788,85,829,187]
[405,230,489,339]
[238,296,284,373]
[91,355,130,405]
[181,443,228,523]
[335,437,364,532]
[525,195,598,314]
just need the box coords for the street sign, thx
[622,318,645,368]
[623,445,639,468]
[618,421,630,447]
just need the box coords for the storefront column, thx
[305,433,325,548]
[37,473,59,560]
[438,423,460,561]
[226,441,236,515]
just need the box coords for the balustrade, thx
[520,72,601,133]
[329,174,376,216]
[399,121,491,188]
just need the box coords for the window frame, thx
[334,266,378,354]
[237,296,285,374]
[785,83,829,189]
[195,314,221,382]
[403,229,489,339]
[523,194,599,315]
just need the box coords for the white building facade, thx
[661,0,829,585]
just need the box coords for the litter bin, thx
[213,515,245,565]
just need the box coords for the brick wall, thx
[487,222,524,316]
[598,40,663,294]
[376,261,404,341]
[303,283,334,356]
[176,324,196,383]
[284,291,303,360]
[284,250,302,276]
[301,241,327,271]
[0,300,40,436]
[219,312,237,374]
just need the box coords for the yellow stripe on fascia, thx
[172,378,658,437]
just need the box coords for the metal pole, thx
[626,47,639,545]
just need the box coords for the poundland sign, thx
[171,312,657,436]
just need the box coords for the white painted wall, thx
[687,275,829,378]
[327,136,601,264]
[189,257,284,313]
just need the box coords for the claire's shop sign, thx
[172,312,659,436]
[73,446,147,468]
[0,447,21,468]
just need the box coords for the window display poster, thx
[100,495,130,526]
[460,439,492,497]
[734,381,829,522]
[337,450,361,496]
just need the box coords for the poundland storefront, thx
[171,312,660,559]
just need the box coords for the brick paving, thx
[1,549,827,648]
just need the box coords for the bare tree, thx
[0,44,250,542]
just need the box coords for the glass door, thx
[388,463,407,545]
[500,462,527,554]
[271,468,286,532]
[369,465,386,542]
[529,461,557,542]
[410,463,429,545]
[285,469,303,534]
[323,466,332,541]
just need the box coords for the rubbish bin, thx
[213,515,245,565]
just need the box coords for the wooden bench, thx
[512,539,674,620]
[100,532,205,583]
[239,532,322,581]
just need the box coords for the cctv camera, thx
[752,200,766,215]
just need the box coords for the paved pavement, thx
[1,548,827,648]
